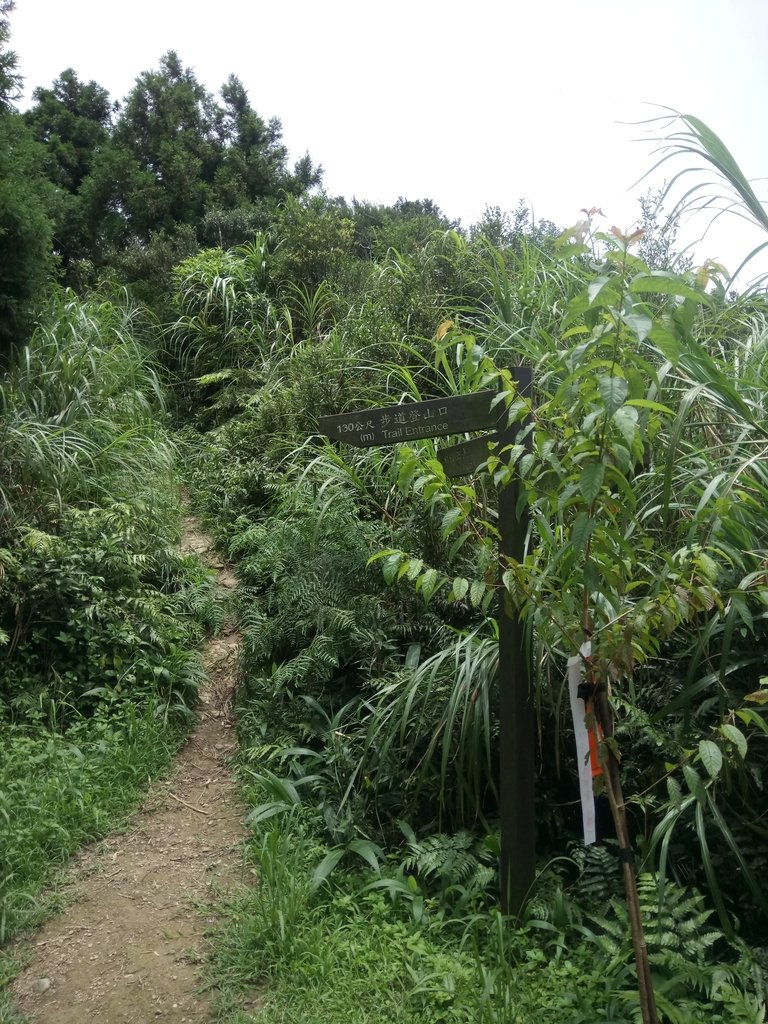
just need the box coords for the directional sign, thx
[318,390,499,448]
[438,433,499,478]
[314,369,536,918]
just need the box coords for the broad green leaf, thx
[562,325,590,340]
[501,569,515,592]
[406,558,424,581]
[396,560,412,580]
[347,839,384,873]
[648,324,681,363]
[447,532,473,560]
[696,551,718,581]
[397,456,419,492]
[571,513,596,551]
[720,723,748,760]
[625,398,675,415]
[383,552,403,584]
[470,579,486,607]
[682,763,706,802]
[623,311,652,342]
[418,566,437,591]
[441,507,465,536]
[419,567,444,603]
[598,375,628,417]
[625,367,646,400]
[581,409,602,436]
[579,462,605,504]
[612,405,639,449]
[735,708,768,734]
[367,548,399,565]
[310,848,345,891]
[731,594,754,633]
[587,275,616,307]
[610,443,632,473]
[452,577,469,601]
[404,643,421,668]
[666,775,683,809]
[698,739,723,779]
[630,273,710,305]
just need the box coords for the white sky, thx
[10,0,768,284]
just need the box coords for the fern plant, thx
[588,874,721,967]
[398,826,496,921]
[576,873,768,1021]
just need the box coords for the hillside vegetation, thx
[2,9,768,1021]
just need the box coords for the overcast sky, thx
[10,0,768,282]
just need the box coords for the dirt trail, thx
[11,516,246,1023]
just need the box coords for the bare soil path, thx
[10,515,246,1023]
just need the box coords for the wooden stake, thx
[593,685,659,1024]
[498,368,536,916]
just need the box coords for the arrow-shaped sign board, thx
[318,390,499,448]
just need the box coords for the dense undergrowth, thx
[206,801,765,1024]
[0,291,220,1013]
[179,215,768,1021]
[3,57,768,1018]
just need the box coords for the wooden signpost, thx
[319,390,499,448]
[497,368,534,916]
[318,370,535,916]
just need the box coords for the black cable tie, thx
[617,846,635,863]
[577,680,607,702]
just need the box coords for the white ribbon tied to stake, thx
[568,642,596,846]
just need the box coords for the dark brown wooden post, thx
[498,367,535,916]
[319,380,538,915]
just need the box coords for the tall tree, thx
[23,69,113,269]
[0,115,53,356]
[0,0,21,111]
[104,51,219,238]
[98,53,321,243]
[0,1,53,357]
[31,53,324,289]
[200,75,320,248]
[25,69,113,192]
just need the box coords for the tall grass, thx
[640,109,768,288]
[0,287,209,966]
[0,289,173,536]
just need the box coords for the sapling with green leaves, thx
[368,222,768,1023]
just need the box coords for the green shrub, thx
[0,700,185,942]
[0,497,204,722]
